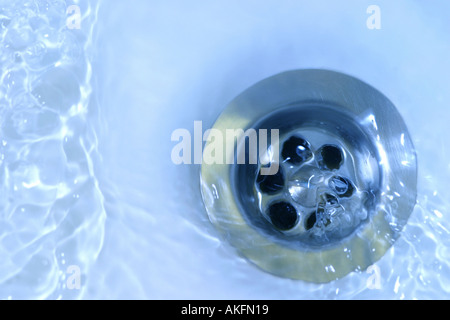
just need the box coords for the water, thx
[0,0,104,299]
[1,0,450,299]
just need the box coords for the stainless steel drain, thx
[200,69,417,283]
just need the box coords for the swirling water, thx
[1,0,450,299]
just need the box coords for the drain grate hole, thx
[305,211,317,230]
[317,144,343,170]
[268,201,298,230]
[281,136,313,164]
[329,176,355,198]
[256,165,285,194]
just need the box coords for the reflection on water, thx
[0,0,105,299]
[0,0,449,299]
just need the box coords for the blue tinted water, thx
[1,0,449,299]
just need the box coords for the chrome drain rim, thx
[200,69,417,283]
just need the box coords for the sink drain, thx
[200,69,417,283]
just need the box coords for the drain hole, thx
[329,176,355,198]
[256,165,284,194]
[317,144,343,170]
[268,201,298,230]
[281,136,313,164]
[305,211,317,230]
[323,193,339,205]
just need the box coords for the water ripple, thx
[0,0,105,299]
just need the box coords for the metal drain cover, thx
[200,69,417,283]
